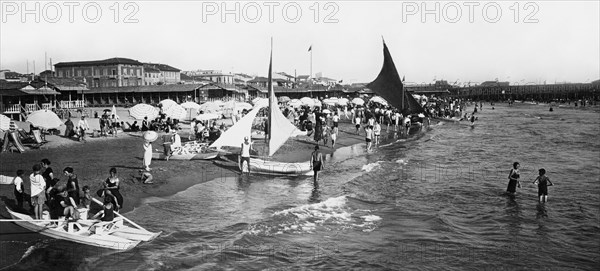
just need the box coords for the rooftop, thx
[55,57,143,67]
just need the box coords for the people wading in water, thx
[310,145,324,186]
[507,162,521,195]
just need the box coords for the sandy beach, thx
[0,109,380,214]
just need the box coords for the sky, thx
[1,0,598,85]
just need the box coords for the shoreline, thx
[0,116,410,216]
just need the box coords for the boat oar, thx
[0,219,64,222]
[91,197,150,233]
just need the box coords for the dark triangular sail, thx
[367,41,425,115]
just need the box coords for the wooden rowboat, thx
[5,199,161,251]
[152,151,219,160]
[239,156,314,176]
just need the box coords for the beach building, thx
[0,80,62,120]
[143,63,181,84]
[54,57,145,88]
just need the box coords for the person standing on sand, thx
[142,117,149,131]
[143,141,153,171]
[507,162,521,195]
[311,145,324,185]
[162,131,173,159]
[355,115,362,135]
[77,116,89,142]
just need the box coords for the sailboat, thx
[209,40,313,176]
[367,39,427,118]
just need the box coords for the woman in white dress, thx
[143,141,152,171]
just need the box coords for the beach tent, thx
[111,105,120,120]
[129,104,159,120]
[26,110,63,129]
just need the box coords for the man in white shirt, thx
[332,113,340,128]
[240,136,253,174]
[77,116,90,142]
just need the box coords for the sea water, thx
[3,103,599,270]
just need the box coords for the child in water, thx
[532,168,554,202]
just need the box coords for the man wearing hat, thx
[240,136,253,173]
[77,116,90,142]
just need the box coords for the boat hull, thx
[6,207,160,251]
[152,151,219,160]
[241,157,314,176]
[6,207,140,251]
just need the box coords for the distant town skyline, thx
[1,1,598,85]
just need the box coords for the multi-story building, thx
[54,57,144,88]
[190,70,234,85]
[143,63,181,84]
[144,66,161,85]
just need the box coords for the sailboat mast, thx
[267,38,274,156]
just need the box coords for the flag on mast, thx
[308,45,312,52]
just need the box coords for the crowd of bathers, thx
[11,158,124,224]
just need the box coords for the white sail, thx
[267,44,298,157]
[209,106,263,149]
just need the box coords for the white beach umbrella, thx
[198,101,222,113]
[212,100,225,107]
[159,99,178,110]
[26,110,63,129]
[370,96,388,106]
[288,99,303,108]
[195,113,221,121]
[163,104,187,120]
[322,109,332,114]
[129,104,159,120]
[351,98,365,105]
[300,97,315,106]
[180,101,201,109]
[0,114,11,131]
[313,98,322,107]
[278,96,291,103]
[323,97,339,106]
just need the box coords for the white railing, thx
[3,104,21,114]
[42,103,55,110]
[25,103,40,113]
[60,100,86,109]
